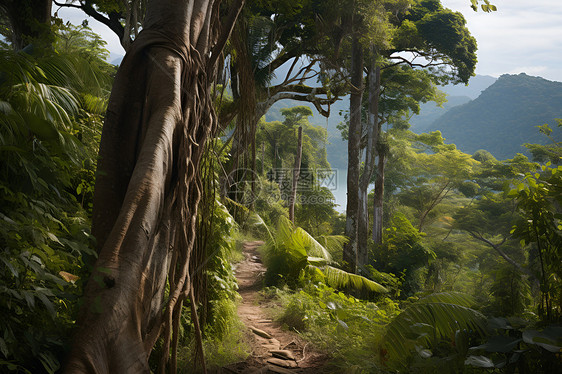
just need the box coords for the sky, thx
[441,0,562,82]
[54,0,562,82]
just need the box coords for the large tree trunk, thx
[289,126,303,223]
[64,0,243,372]
[0,0,52,50]
[357,58,380,271]
[343,31,363,273]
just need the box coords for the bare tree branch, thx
[257,92,334,118]
[467,231,537,282]
[384,55,448,70]
[267,83,330,96]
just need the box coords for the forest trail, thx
[218,241,329,373]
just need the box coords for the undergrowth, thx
[264,283,400,372]
[174,198,250,372]
[177,297,250,372]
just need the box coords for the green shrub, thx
[0,45,106,373]
[271,283,399,372]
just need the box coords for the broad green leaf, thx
[0,337,8,358]
[523,327,562,352]
[465,355,494,368]
[35,289,56,317]
[307,256,328,266]
[487,317,512,330]
[470,335,521,353]
[415,345,432,358]
[20,111,59,141]
[336,318,349,334]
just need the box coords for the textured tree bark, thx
[289,126,303,223]
[64,0,244,372]
[343,32,363,273]
[357,59,380,270]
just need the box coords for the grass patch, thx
[264,284,400,372]
[177,297,250,372]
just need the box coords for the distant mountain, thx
[442,75,498,100]
[265,73,497,168]
[409,95,471,132]
[409,75,496,132]
[108,52,124,66]
[426,73,562,160]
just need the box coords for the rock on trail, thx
[215,241,329,374]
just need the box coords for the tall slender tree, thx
[357,58,380,268]
[343,20,363,272]
[289,125,303,223]
[346,0,478,271]
[342,0,399,273]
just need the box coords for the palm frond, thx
[317,235,349,253]
[24,83,79,131]
[416,292,477,308]
[259,218,384,292]
[40,51,113,96]
[275,215,295,247]
[291,227,333,262]
[0,52,85,168]
[316,234,348,263]
[245,211,275,244]
[82,93,108,115]
[307,256,329,266]
[321,266,388,293]
[382,292,487,367]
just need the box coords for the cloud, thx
[53,0,562,82]
[442,0,562,82]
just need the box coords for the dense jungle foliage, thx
[0,0,561,373]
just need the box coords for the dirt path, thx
[219,241,329,374]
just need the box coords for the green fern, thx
[381,292,487,368]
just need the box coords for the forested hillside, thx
[266,73,562,169]
[409,74,496,132]
[427,73,562,159]
[266,74,497,170]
